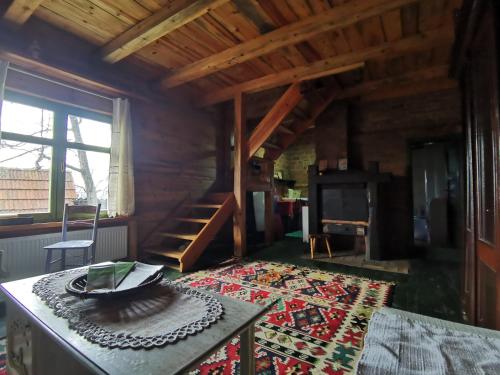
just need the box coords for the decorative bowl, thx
[65,271,164,298]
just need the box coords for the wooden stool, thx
[308,234,333,259]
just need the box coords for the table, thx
[1,271,273,375]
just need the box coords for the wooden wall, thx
[132,99,217,247]
[349,89,462,175]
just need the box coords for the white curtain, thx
[0,60,9,136]
[108,98,135,217]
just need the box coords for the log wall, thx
[132,99,217,247]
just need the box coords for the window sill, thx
[0,216,130,239]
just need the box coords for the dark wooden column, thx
[233,92,247,257]
[308,165,320,235]
[264,162,274,245]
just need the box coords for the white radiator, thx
[0,226,128,281]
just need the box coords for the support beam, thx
[201,62,362,107]
[161,0,419,88]
[336,64,453,100]
[247,83,303,159]
[200,27,452,106]
[101,0,229,63]
[3,0,44,25]
[233,92,247,257]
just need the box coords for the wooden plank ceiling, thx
[3,0,462,106]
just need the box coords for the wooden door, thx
[469,3,500,329]
[463,66,476,324]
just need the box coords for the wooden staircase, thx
[144,192,235,272]
[247,81,341,161]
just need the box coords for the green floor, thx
[165,238,464,324]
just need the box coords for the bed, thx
[356,307,500,374]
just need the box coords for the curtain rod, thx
[7,66,114,102]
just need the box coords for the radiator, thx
[0,226,128,281]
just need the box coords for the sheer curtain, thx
[0,60,9,136]
[108,98,135,217]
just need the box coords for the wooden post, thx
[233,92,247,257]
[264,191,273,245]
[264,162,274,245]
[308,165,320,235]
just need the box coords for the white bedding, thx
[356,307,500,375]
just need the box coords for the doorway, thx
[410,139,463,249]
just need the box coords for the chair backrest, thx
[61,204,102,243]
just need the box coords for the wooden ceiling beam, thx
[3,0,44,25]
[361,77,457,102]
[161,0,420,88]
[336,65,454,100]
[200,62,363,107]
[101,0,230,63]
[200,27,453,106]
[247,83,303,159]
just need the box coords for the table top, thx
[1,270,272,375]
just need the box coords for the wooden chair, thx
[308,233,332,259]
[44,204,101,273]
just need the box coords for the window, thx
[0,91,111,220]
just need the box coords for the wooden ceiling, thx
[2,0,462,106]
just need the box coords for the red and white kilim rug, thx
[178,261,395,374]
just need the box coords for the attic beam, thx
[101,0,230,63]
[161,0,419,89]
[200,27,453,106]
[201,62,363,107]
[3,0,44,25]
[336,65,455,100]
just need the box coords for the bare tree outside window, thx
[68,115,97,204]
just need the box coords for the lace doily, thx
[32,269,224,349]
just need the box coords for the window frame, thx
[1,90,112,222]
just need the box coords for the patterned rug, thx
[179,261,395,374]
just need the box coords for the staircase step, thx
[175,217,210,224]
[263,141,282,150]
[145,248,184,259]
[160,232,198,241]
[187,203,222,209]
[309,90,326,102]
[278,125,294,135]
[293,107,309,120]
[164,263,181,271]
